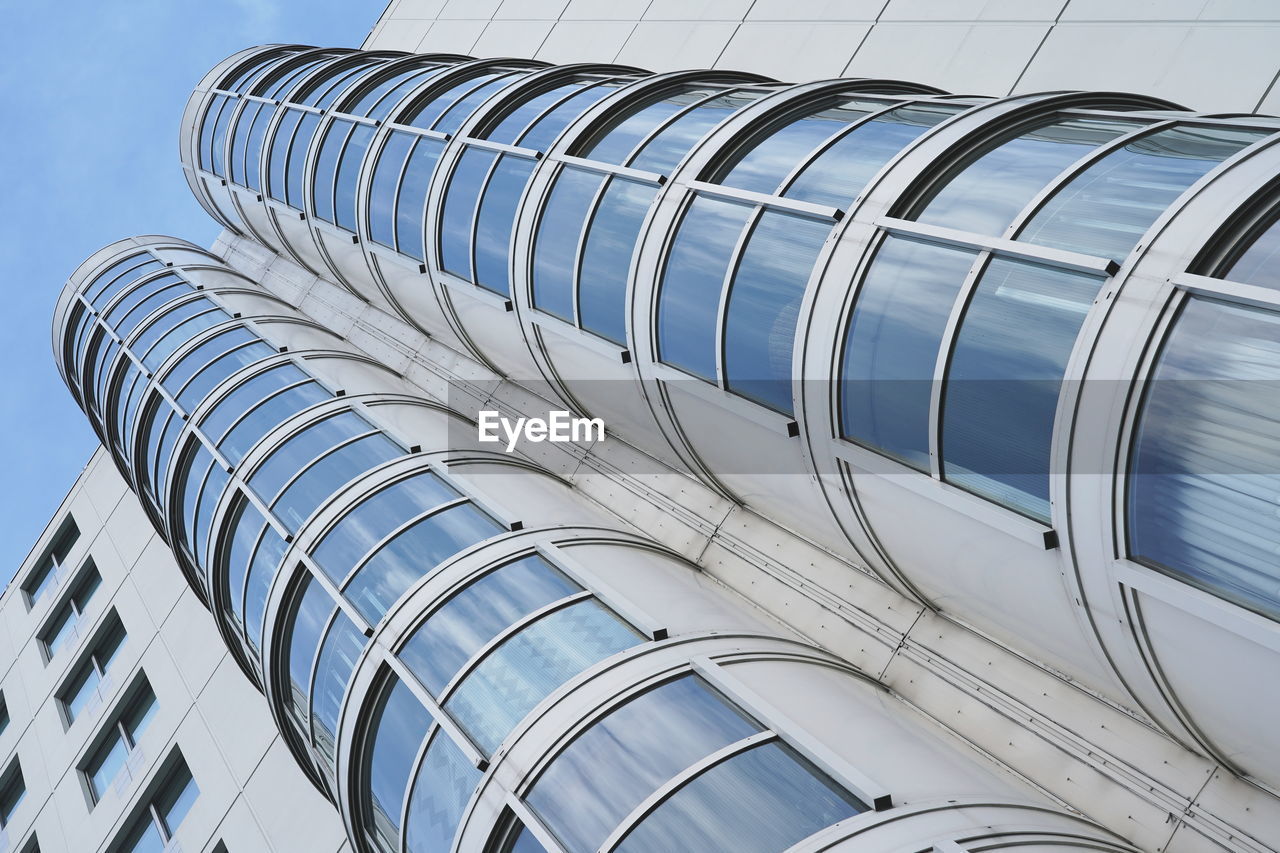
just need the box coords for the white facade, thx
[3,453,348,852]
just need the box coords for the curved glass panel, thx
[250,410,372,502]
[532,167,602,322]
[404,729,481,853]
[1223,214,1280,290]
[631,90,765,174]
[586,87,720,166]
[395,137,446,261]
[162,327,257,397]
[615,741,864,853]
[405,71,505,130]
[142,308,230,371]
[784,102,961,209]
[579,178,654,343]
[942,258,1102,520]
[1018,125,1269,260]
[473,156,537,294]
[221,380,332,466]
[722,210,832,413]
[719,97,890,194]
[915,117,1138,236]
[365,678,431,853]
[445,599,640,753]
[398,555,580,695]
[286,577,333,725]
[243,523,288,651]
[527,675,760,853]
[369,132,415,249]
[435,73,528,136]
[272,431,402,531]
[334,124,376,231]
[223,497,266,627]
[86,255,158,306]
[840,236,977,470]
[176,340,276,412]
[311,610,366,767]
[440,148,498,280]
[658,197,753,380]
[1129,297,1280,620]
[345,502,502,623]
[516,81,624,152]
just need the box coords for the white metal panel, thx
[844,22,1050,93]
[614,21,742,72]
[715,22,872,81]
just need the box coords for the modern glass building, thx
[23,3,1280,852]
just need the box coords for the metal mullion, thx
[504,797,569,853]
[242,93,278,106]
[383,122,450,141]
[570,167,614,326]
[876,217,1117,276]
[280,100,324,116]
[773,97,915,197]
[327,109,379,127]
[1002,119,1176,243]
[1172,270,1280,311]
[550,154,664,185]
[536,542,668,640]
[263,428,382,508]
[688,180,841,221]
[209,87,240,98]
[461,136,542,160]
[927,250,994,480]
[712,205,764,390]
[150,801,169,844]
[599,730,777,853]
[335,496,471,589]
[380,652,488,769]
[299,552,375,637]
[435,590,594,703]
[397,720,440,853]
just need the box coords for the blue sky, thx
[0,1,387,585]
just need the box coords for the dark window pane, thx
[840,236,976,470]
[657,197,753,380]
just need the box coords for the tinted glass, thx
[366,679,430,852]
[533,167,603,321]
[474,156,537,294]
[1223,214,1280,290]
[579,178,655,344]
[405,730,481,853]
[370,132,415,249]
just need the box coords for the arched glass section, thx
[524,673,864,853]
[199,49,299,176]
[840,116,1273,521]
[531,81,777,344]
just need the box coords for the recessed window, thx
[0,694,9,739]
[23,516,79,609]
[110,756,198,853]
[40,562,101,661]
[59,615,127,724]
[83,680,157,805]
[0,759,25,828]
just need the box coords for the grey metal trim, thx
[875,217,1118,275]
[687,180,842,221]
[550,154,664,185]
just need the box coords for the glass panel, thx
[177,341,274,412]
[223,498,265,627]
[286,578,332,724]
[533,167,603,321]
[1019,125,1269,259]
[440,148,498,280]
[1223,214,1280,290]
[579,178,655,344]
[406,72,504,130]
[86,255,154,304]
[353,65,441,119]
[631,91,763,174]
[162,326,257,395]
[475,155,536,294]
[157,764,198,836]
[370,132,415,249]
[1129,297,1280,620]
[720,98,887,195]
[200,363,310,442]
[241,102,275,191]
[396,138,445,261]
[143,309,229,371]
[435,74,526,136]
[506,824,549,853]
[586,88,719,166]
[404,730,481,853]
[155,412,184,500]
[657,197,753,380]
[489,82,585,144]
[446,599,640,753]
[251,411,372,502]
[840,236,977,470]
[119,820,164,853]
[615,741,864,853]
[130,298,209,357]
[336,124,376,231]
[943,258,1102,521]
[527,675,761,853]
[268,109,304,201]
[273,432,403,532]
[915,118,1137,236]
[179,447,215,559]
[220,382,330,466]
[345,503,503,624]
[312,472,460,583]
[204,96,232,175]
[88,734,127,798]
[193,464,230,569]
[785,103,961,209]
[366,679,431,853]
[723,211,831,413]
[312,611,367,767]
[313,119,351,223]
[244,527,288,651]
[399,556,580,695]
[286,112,322,207]
[103,272,183,328]
[518,82,622,152]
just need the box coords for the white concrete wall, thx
[365,0,1280,113]
[0,451,347,853]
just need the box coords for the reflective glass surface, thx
[251,410,372,502]
[243,525,288,651]
[396,137,445,260]
[527,675,761,853]
[405,730,481,853]
[345,502,502,623]
[335,124,376,230]
[176,340,275,412]
[658,197,753,379]
[723,211,831,413]
[223,498,266,627]
[312,611,366,766]
[631,90,763,174]
[942,258,1102,520]
[399,555,580,695]
[366,678,431,853]
[446,599,639,753]
[532,167,603,321]
[586,88,718,165]
[841,236,976,470]
[202,363,311,443]
[615,742,863,853]
[1019,125,1270,259]
[579,178,654,343]
[474,155,536,294]
[915,118,1138,236]
[273,432,403,531]
[441,148,498,280]
[286,578,332,724]
[369,132,415,249]
[1223,214,1280,290]
[1129,297,1280,620]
